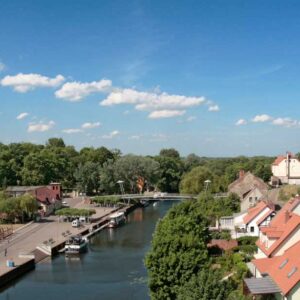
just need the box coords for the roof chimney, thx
[239,170,245,179]
[284,210,290,224]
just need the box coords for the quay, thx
[0,199,137,290]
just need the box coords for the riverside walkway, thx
[0,198,120,289]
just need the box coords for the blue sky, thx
[0,0,300,156]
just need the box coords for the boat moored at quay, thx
[65,235,88,256]
[107,212,126,228]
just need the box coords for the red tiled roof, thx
[243,201,274,225]
[256,213,300,257]
[207,239,238,251]
[256,209,275,226]
[272,156,285,166]
[267,198,300,229]
[253,240,300,295]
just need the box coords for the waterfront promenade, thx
[0,197,117,285]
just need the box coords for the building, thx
[6,183,62,216]
[219,200,275,238]
[228,171,269,212]
[272,152,300,185]
[244,197,300,299]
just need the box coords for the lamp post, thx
[204,179,211,194]
[117,180,127,204]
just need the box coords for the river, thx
[0,201,176,300]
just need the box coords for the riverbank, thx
[0,201,176,300]
[0,201,137,290]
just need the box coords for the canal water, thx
[0,201,176,300]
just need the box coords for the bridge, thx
[119,193,197,201]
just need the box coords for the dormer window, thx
[287,267,297,278]
[279,259,288,269]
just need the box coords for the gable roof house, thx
[244,197,300,299]
[272,152,300,185]
[228,171,269,212]
[219,200,275,239]
[6,183,62,216]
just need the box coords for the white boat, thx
[107,212,126,228]
[65,235,88,255]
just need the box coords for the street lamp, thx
[204,179,211,193]
[117,180,125,195]
[117,180,128,205]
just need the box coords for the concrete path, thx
[0,201,116,278]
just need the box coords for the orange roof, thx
[253,240,300,295]
[256,209,275,226]
[243,201,274,225]
[267,198,300,229]
[256,213,300,257]
[272,156,285,166]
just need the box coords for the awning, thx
[244,277,281,295]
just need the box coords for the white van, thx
[72,219,80,228]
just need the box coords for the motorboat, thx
[107,212,126,228]
[65,235,88,255]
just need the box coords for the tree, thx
[113,155,160,193]
[145,200,210,299]
[74,162,101,195]
[184,153,203,171]
[180,166,215,194]
[159,148,180,159]
[46,138,66,148]
[177,269,229,300]
[155,156,183,193]
[19,194,38,220]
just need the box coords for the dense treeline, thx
[0,138,274,195]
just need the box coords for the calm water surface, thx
[0,201,176,300]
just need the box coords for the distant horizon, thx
[0,137,289,158]
[1,1,300,156]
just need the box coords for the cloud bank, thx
[1,73,64,92]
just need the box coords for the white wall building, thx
[272,152,300,185]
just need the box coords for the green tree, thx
[145,200,210,299]
[19,194,38,220]
[180,166,214,194]
[177,269,229,300]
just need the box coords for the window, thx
[249,197,253,202]
[250,226,255,232]
[279,259,288,269]
[287,267,297,278]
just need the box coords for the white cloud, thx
[102,130,120,139]
[1,73,65,92]
[123,110,130,115]
[0,62,5,72]
[129,135,142,140]
[150,133,168,142]
[208,105,220,112]
[81,122,101,129]
[252,114,272,123]
[27,120,55,133]
[148,110,186,119]
[100,88,206,111]
[55,79,112,101]
[16,112,29,120]
[236,119,247,126]
[62,128,83,134]
[272,117,299,128]
[187,116,196,122]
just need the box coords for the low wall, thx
[0,259,35,289]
